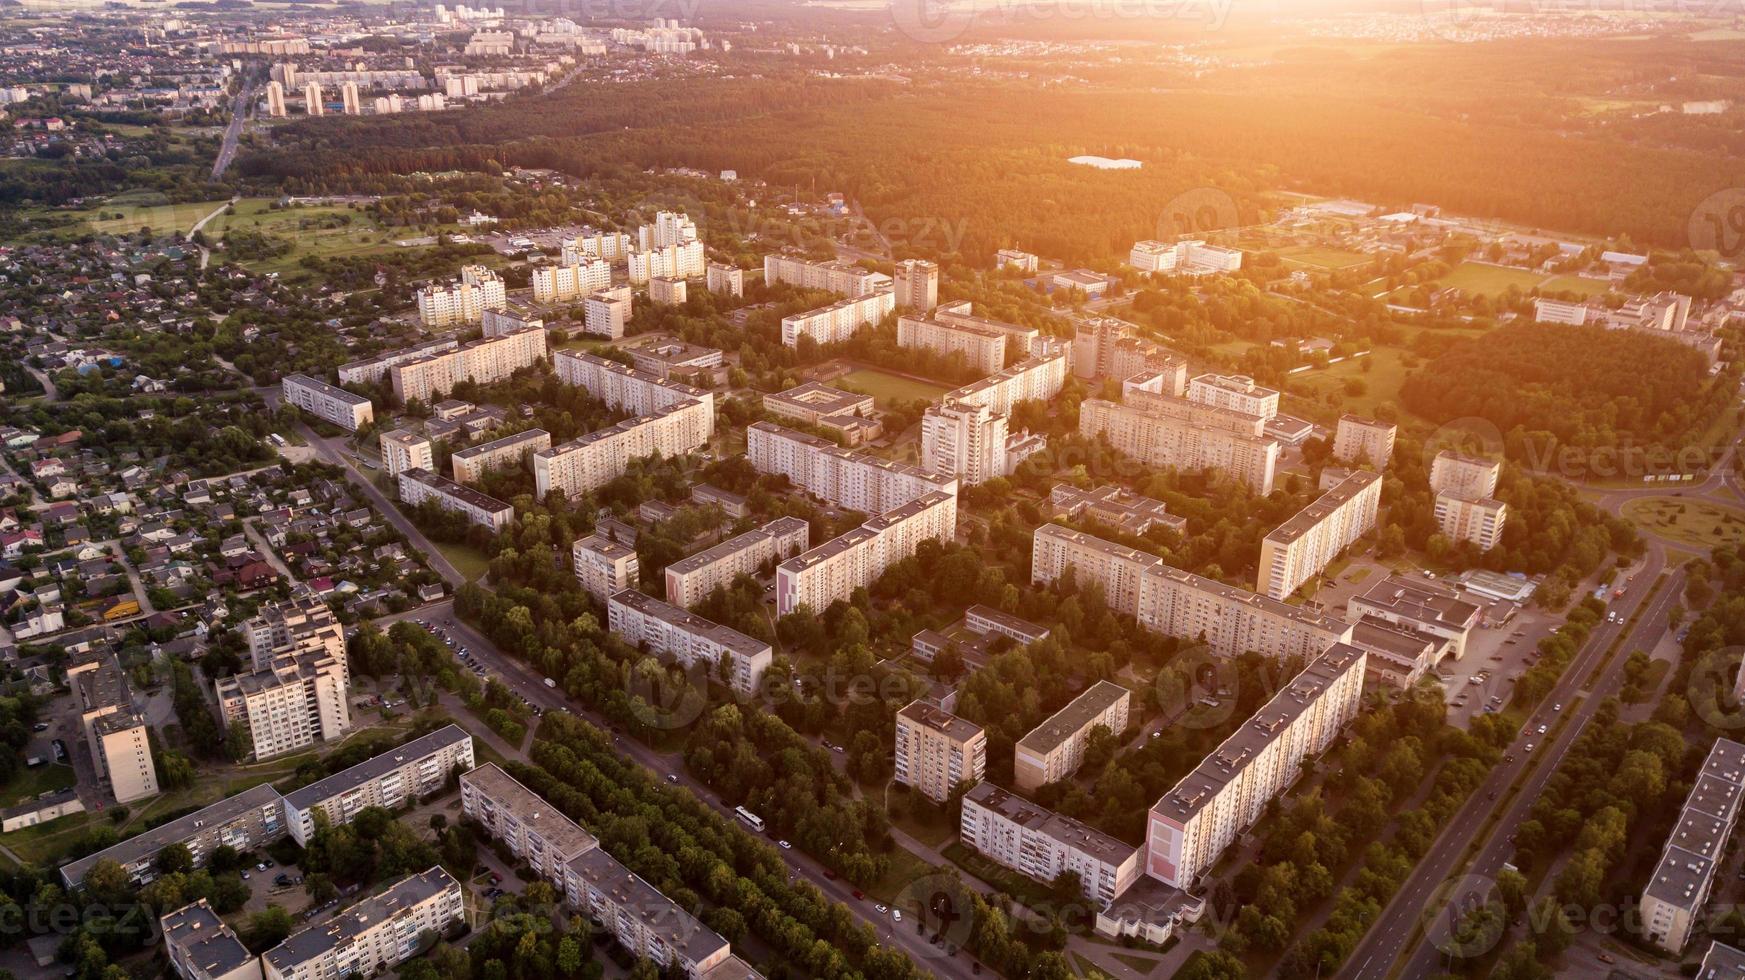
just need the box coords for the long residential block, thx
[390,327,547,405]
[1642,739,1745,955]
[451,428,551,485]
[763,253,892,297]
[262,867,464,980]
[1144,644,1367,889]
[1079,379,1277,494]
[282,374,373,432]
[608,589,773,696]
[461,763,599,881]
[1014,680,1131,792]
[398,468,515,531]
[1256,470,1382,600]
[554,350,716,436]
[747,421,956,514]
[338,338,458,387]
[533,257,612,304]
[776,490,956,616]
[533,400,712,499]
[280,725,475,845]
[664,516,809,608]
[961,781,1139,908]
[60,783,287,889]
[781,290,896,348]
[896,301,1038,375]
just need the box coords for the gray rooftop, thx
[666,517,809,578]
[284,373,371,406]
[964,781,1136,867]
[400,468,513,515]
[162,901,254,979]
[451,427,550,462]
[61,783,284,886]
[898,700,984,744]
[462,764,598,858]
[1700,941,1745,979]
[265,867,457,970]
[282,725,471,811]
[1349,575,1481,631]
[1265,470,1380,545]
[567,847,730,964]
[1645,845,1715,911]
[610,590,771,659]
[1017,681,1130,756]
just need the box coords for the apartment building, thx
[337,338,458,386]
[241,591,343,671]
[554,350,716,430]
[1255,470,1382,600]
[939,339,1070,417]
[1031,524,1353,660]
[462,762,600,880]
[481,307,544,338]
[896,300,1038,375]
[398,468,515,531]
[389,327,547,406]
[1533,297,1590,326]
[1014,681,1131,792]
[1072,316,1188,387]
[1348,616,1441,689]
[533,399,712,499]
[282,374,373,431]
[1430,450,1501,499]
[416,265,506,327]
[649,275,688,306]
[61,783,287,889]
[706,262,744,297]
[996,248,1039,273]
[280,725,475,846]
[630,341,723,381]
[1079,396,1278,495]
[1435,494,1509,552]
[628,241,706,284]
[565,848,748,980]
[1333,415,1397,468]
[532,257,612,304]
[776,491,957,616]
[961,781,1140,908]
[608,589,773,696]
[1642,739,1745,954]
[1698,941,1745,978]
[450,428,550,485]
[921,399,1013,485]
[1048,484,1186,537]
[163,900,261,980]
[376,429,431,479]
[215,647,351,761]
[1346,574,1479,661]
[894,258,940,312]
[781,290,896,348]
[1145,644,1367,889]
[1129,240,1243,276]
[763,382,874,427]
[1186,374,1279,421]
[262,867,465,980]
[664,516,809,608]
[66,651,160,805]
[893,700,987,803]
[563,230,632,264]
[573,532,640,600]
[747,421,957,514]
[584,286,634,339]
[762,253,893,297]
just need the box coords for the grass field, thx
[838,368,950,404]
[1436,262,1549,298]
[1620,496,1745,549]
[86,196,231,236]
[0,763,75,808]
[1538,274,1615,298]
[1277,246,1373,270]
[197,198,403,277]
[1285,350,1414,423]
[437,541,492,583]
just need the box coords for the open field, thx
[0,762,76,808]
[86,196,231,235]
[1538,274,1615,298]
[1277,246,1373,270]
[1286,350,1414,423]
[1436,262,1549,298]
[838,368,951,404]
[196,198,405,276]
[437,541,492,582]
[1620,496,1745,549]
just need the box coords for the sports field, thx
[1620,496,1745,549]
[1435,262,1548,298]
[1277,246,1373,270]
[1538,274,1615,298]
[838,368,951,404]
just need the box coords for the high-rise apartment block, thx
[922,398,1029,486]
[893,258,940,312]
[628,241,705,284]
[450,428,550,485]
[1014,681,1131,791]
[894,700,987,803]
[776,491,957,616]
[1430,451,1506,551]
[337,338,459,386]
[1079,372,1278,494]
[533,400,712,499]
[554,350,715,429]
[781,290,896,348]
[1072,316,1187,387]
[562,230,632,264]
[583,285,633,339]
[1333,415,1396,468]
[649,275,688,306]
[481,307,544,338]
[1255,470,1382,600]
[303,81,323,115]
[162,900,260,980]
[1145,644,1367,889]
[532,257,612,304]
[282,374,373,431]
[1186,374,1279,421]
[279,725,475,845]
[265,81,286,118]
[390,327,546,406]
[896,300,1039,375]
[762,253,892,297]
[1641,739,1745,954]
[378,428,433,479]
[747,421,956,514]
[461,763,599,879]
[399,468,515,530]
[936,336,1070,417]
[637,210,697,250]
[262,868,464,980]
[1430,450,1501,499]
[1129,240,1243,276]
[68,652,159,804]
[961,782,1139,907]
[664,516,809,608]
[216,621,351,762]
[416,265,506,327]
[705,262,744,297]
[607,590,773,696]
[340,81,361,115]
[572,532,640,600]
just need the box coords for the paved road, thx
[188,196,238,270]
[375,601,985,980]
[211,80,255,180]
[1342,548,1673,980]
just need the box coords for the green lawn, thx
[0,763,75,808]
[1285,349,1415,423]
[1538,274,1615,298]
[838,369,950,405]
[1277,246,1373,270]
[1620,496,1745,549]
[1435,262,1549,298]
[86,197,232,236]
[197,198,406,277]
[437,541,492,583]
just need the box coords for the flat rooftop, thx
[567,847,730,964]
[764,382,871,415]
[1265,470,1381,545]
[610,589,771,658]
[964,603,1049,642]
[400,468,513,514]
[162,901,254,979]
[575,533,636,561]
[1644,845,1714,911]
[61,783,283,885]
[451,427,550,461]
[282,725,470,811]
[1700,941,1745,978]
[667,517,808,578]
[1350,575,1481,631]
[1017,681,1130,756]
[898,699,984,744]
[283,373,371,406]
[462,763,598,858]
[964,781,1136,867]
[266,867,457,970]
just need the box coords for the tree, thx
[244,907,295,953]
[155,842,194,876]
